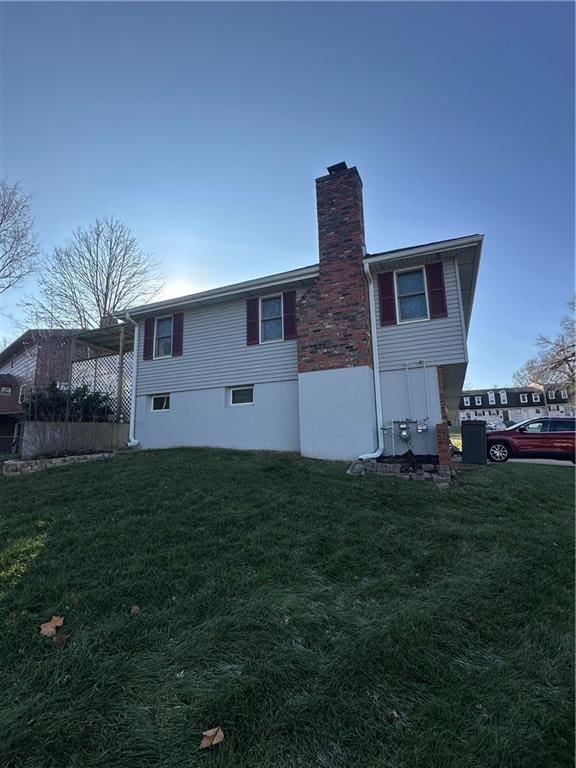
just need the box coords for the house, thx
[119,163,483,462]
[0,329,78,451]
[459,386,574,425]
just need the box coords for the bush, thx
[23,382,115,423]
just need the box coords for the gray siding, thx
[375,259,467,371]
[136,297,298,396]
[0,345,38,386]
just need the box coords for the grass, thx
[0,449,573,768]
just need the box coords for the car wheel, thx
[488,442,510,462]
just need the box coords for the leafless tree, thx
[0,180,38,294]
[513,297,576,394]
[24,216,162,328]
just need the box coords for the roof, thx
[0,329,81,368]
[116,264,320,318]
[462,385,567,395]
[0,373,19,384]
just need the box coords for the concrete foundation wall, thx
[379,365,442,455]
[134,380,300,452]
[20,421,129,459]
[298,366,376,460]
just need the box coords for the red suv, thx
[487,417,576,462]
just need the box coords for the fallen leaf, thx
[39,615,64,637]
[200,726,224,749]
[131,605,141,615]
[52,633,70,648]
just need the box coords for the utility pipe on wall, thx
[358,263,385,460]
[124,311,140,447]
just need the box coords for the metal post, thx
[64,337,76,423]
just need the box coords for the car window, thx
[522,421,546,433]
[550,419,576,432]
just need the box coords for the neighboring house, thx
[0,329,79,451]
[459,386,574,425]
[118,162,483,461]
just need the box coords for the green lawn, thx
[0,449,573,768]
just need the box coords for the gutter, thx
[358,262,385,460]
[124,311,140,447]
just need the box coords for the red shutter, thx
[172,312,183,356]
[425,262,448,319]
[283,290,297,340]
[143,318,154,359]
[378,272,397,326]
[246,298,259,345]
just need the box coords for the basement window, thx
[229,386,254,406]
[151,394,170,411]
[395,268,428,322]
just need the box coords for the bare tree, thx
[0,180,38,294]
[513,297,576,394]
[24,216,162,328]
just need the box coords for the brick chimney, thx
[297,162,372,373]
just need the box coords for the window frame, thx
[394,267,430,324]
[547,390,555,400]
[532,392,540,403]
[0,386,11,396]
[561,389,568,399]
[150,393,171,412]
[488,391,496,405]
[499,390,508,404]
[229,385,254,406]
[519,393,528,404]
[153,315,174,359]
[463,396,470,407]
[475,396,482,406]
[259,294,284,344]
[18,385,26,404]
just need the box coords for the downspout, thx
[124,311,140,447]
[358,262,385,460]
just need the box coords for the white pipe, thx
[405,362,413,420]
[124,311,140,447]
[421,360,430,422]
[358,262,385,460]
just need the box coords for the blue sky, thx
[1,1,574,387]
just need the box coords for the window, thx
[260,296,283,342]
[18,385,26,404]
[520,394,528,404]
[550,419,575,432]
[499,390,508,404]
[561,389,568,399]
[395,268,428,322]
[532,393,540,403]
[488,391,495,405]
[151,394,170,411]
[0,386,11,396]
[547,390,555,400]
[523,421,546,433]
[229,386,254,405]
[475,396,482,406]
[463,396,470,407]
[154,316,173,358]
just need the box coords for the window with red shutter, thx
[172,312,184,356]
[425,262,448,319]
[143,318,155,359]
[246,298,259,345]
[378,272,397,326]
[283,290,297,339]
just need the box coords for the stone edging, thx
[347,459,454,489]
[3,453,113,476]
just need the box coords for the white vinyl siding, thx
[375,260,467,371]
[0,346,38,387]
[136,297,298,396]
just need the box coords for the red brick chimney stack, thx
[297,162,373,373]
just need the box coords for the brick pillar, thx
[436,368,452,468]
[297,163,372,373]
